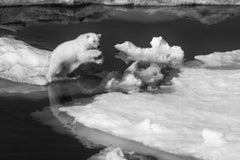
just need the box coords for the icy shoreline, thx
[1,0,240,6]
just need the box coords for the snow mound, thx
[115,36,184,68]
[195,49,240,68]
[60,66,240,160]
[0,37,50,85]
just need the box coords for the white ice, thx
[107,36,184,92]
[88,147,126,160]
[60,50,240,160]
[115,36,184,68]
[0,37,50,85]
[105,73,143,92]
[126,61,163,86]
[195,49,240,69]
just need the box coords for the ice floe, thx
[60,49,240,160]
[0,37,50,85]
[195,49,240,69]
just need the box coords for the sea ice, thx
[115,36,184,68]
[195,49,240,69]
[60,51,240,160]
[126,61,164,86]
[0,37,50,85]
[105,73,142,92]
[88,147,126,160]
[106,36,184,92]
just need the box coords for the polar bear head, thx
[78,33,101,50]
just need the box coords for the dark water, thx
[1,5,240,160]
[0,80,102,160]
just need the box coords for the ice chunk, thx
[126,61,163,86]
[108,36,183,91]
[115,36,184,68]
[88,147,126,160]
[105,61,164,92]
[194,49,240,68]
[106,73,142,92]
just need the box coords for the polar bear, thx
[47,33,103,82]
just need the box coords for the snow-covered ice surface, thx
[195,49,240,69]
[0,37,50,85]
[60,50,240,160]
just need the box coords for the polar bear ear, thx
[86,35,90,39]
[97,34,102,39]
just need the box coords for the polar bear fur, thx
[47,33,103,82]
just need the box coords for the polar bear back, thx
[51,39,84,64]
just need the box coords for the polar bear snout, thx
[89,41,100,50]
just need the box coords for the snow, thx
[60,49,240,160]
[195,49,240,69]
[0,37,50,85]
[115,36,184,68]
[105,73,143,92]
[89,147,126,160]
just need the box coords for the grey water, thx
[1,5,240,160]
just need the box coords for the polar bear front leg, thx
[68,61,82,74]
[47,61,61,82]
